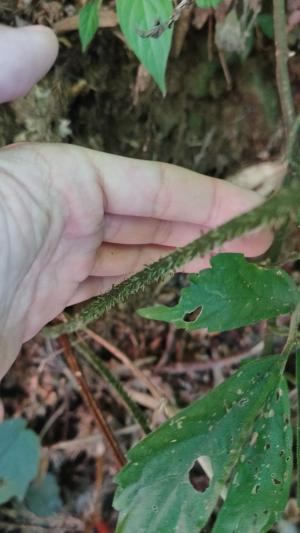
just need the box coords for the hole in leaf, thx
[264,442,271,450]
[276,388,282,402]
[271,476,282,485]
[189,456,212,493]
[251,484,260,494]
[183,307,202,323]
[283,415,289,426]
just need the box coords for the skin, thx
[0,25,272,378]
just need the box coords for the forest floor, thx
[1,1,300,532]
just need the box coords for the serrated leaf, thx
[213,377,292,533]
[79,0,101,52]
[114,355,284,533]
[25,473,63,517]
[196,0,224,6]
[0,418,40,504]
[139,253,299,332]
[116,0,173,93]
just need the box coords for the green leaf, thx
[0,418,40,504]
[213,377,292,533]
[257,14,274,40]
[116,0,173,93]
[25,473,63,517]
[139,253,299,332]
[79,0,101,52]
[114,355,285,532]
[196,0,224,6]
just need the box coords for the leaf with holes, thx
[213,376,292,533]
[116,0,173,93]
[139,253,299,332]
[79,0,102,52]
[114,355,285,532]
[0,418,40,504]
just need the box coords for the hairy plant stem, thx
[43,186,300,338]
[75,339,151,435]
[273,0,295,136]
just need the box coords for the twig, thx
[43,186,300,338]
[217,48,232,90]
[273,0,295,136]
[60,335,126,469]
[85,328,163,401]
[75,339,151,434]
[54,7,117,34]
[48,427,139,455]
[154,341,264,374]
[39,402,66,442]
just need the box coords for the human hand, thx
[0,26,271,377]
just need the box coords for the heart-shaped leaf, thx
[116,0,173,93]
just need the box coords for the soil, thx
[0,2,299,533]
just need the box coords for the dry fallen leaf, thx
[228,160,287,197]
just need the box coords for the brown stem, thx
[60,334,126,469]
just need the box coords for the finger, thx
[67,276,125,305]
[91,226,272,278]
[181,230,273,273]
[103,214,204,246]
[0,25,58,102]
[89,150,265,226]
[103,213,272,251]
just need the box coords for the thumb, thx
[0,25,59,103]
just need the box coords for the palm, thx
[1,144,103,344]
